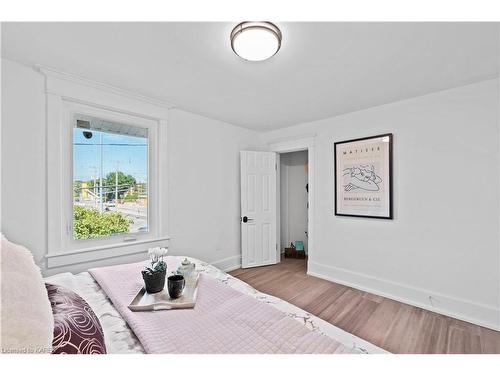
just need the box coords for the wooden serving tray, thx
[128,272,199,311]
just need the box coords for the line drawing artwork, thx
[342,165,382,192]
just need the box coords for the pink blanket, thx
[89,258,351,354]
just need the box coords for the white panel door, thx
[240,151,278,268]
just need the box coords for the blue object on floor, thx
[294,241,304,251]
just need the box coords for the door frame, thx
[268,136,315,266]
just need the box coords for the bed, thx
[44,256,386,354]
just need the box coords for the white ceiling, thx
[2,22,498,131]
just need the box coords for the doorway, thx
[279,150,309,265]
[240,137,315,270]
[269,136,315,273]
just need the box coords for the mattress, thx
[44,257,386,354]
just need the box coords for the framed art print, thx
[334,133,393,219]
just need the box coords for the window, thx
[59,103,161,253]
[45,70,168,268]
[72,115,149,240]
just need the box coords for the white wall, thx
[280,151,308,253]
[0,59,260,275]
[263,79,500,330]
[167,108,259,268]
[1,59,47,269]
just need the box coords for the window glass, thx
[73,116,148,240]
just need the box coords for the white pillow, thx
[1,234,54,353]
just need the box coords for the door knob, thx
[241,216,253,223]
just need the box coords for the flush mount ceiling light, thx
[230,22,282,61]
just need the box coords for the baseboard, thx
[307,260,500,332]
[211,255,242,272]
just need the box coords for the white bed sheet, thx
[44,257,387,354]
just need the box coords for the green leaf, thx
[73,205,132,239]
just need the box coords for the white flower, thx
[148,247,168,258]
[157,247,168,257]
[148,247,158,256]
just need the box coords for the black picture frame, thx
[334,133,393,219]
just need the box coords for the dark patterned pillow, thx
[45,283,106,354]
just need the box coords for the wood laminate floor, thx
[229,257,500,354]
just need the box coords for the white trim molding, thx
[268,136,315,261]
[211,255,242,272]
[267,135,316,153]
[42,67,170,268]
[37,66,175,111]
[46,237,170,269]
[308,260,500,332]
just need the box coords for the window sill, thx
[45,236,170,269]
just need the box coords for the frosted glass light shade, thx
[230,22,282,61]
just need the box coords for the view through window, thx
[73,116,149,240]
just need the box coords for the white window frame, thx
[64,102,158,250]
[43,68,170,268]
